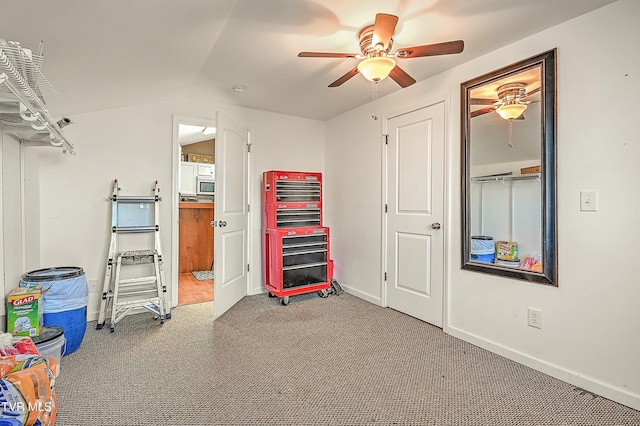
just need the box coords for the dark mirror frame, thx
[460,49,557,286]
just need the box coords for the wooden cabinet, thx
[179,202,214,273]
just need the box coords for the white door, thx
[213,113,249,317]
[386,102,445,327]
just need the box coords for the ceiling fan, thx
[298,13,464,88]
[471,83,541,120]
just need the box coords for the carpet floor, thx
[54,293,640,425]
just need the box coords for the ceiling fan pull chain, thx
[508,119,514,148]
[371,80,379,120]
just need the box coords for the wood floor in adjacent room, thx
[178,272,213,305]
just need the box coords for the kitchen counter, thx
[179,202,213,209]
[179,202,214,273]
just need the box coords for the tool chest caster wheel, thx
[318,289,329,298]
[280,296,290,306]
[330,279,343,296]
[268,292,276,298]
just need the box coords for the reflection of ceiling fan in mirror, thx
[471,81,542,148]
[471,82,541,120]
[298,13,464,88]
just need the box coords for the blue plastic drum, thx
[20,266,88,356]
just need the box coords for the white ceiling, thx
[1,0,616,122]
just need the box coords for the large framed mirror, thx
[461,49,557,285]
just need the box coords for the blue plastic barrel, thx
[0,419,23,426]
[20,267,88,356]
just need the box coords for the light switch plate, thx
[580,190,597,212]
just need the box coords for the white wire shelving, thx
[0,39,74,154]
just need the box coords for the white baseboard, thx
[447,325,640,411]
[339,283,381,306]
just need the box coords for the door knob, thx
[210,221,216,228]
[431,222,441,230]
[219,221,227,227]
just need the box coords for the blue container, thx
[471,253,495,264]
[20,266,88,356]
[43,307,86,355]
[0,419,23,426]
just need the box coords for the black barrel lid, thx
[31,325,65,344]
[22,266,84,282]
[471,235,493,240]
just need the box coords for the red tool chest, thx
[262,171,331,305]
[262,170,322,229]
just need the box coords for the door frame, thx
[381,95,452,333]
[170,114,219,309]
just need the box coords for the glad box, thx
[7,286,44,337]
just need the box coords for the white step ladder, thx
[97,179,171,332]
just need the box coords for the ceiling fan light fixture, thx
[496,103,527,120]
[357,56,396,82]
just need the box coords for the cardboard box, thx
[7,286,44,337]
[520,165,541,174]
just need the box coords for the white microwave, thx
[196,177,215,195]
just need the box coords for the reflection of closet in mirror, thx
[470,174,541,266]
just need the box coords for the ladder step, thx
[120,249,157,257]
[114,226,157,234]
[116,290,162,298]
[114,196,158,203]
[118,276,157,285]
[118,250,157,265]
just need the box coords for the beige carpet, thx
[55,293,640,425]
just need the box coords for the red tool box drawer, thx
[264,227,331,303]
[262,203,322,229]
[263,171,322,203]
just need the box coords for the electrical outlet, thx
[88,279,99,292]
[528,307,542,329]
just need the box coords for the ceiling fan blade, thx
[470,106,495,118]
[396,40,464,58]
[389,65,416,88]
[526,86,541,96]
[371,13,398,51]
[328,66,360,87]
[298,52,358,58]
[470,98,497,106]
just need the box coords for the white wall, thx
[34,97,325,319]
[324,108,385,303]
[0,129,45,325]
[325,0,640,410]
[1,135,24,310]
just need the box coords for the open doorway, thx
[176,121,216,305]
